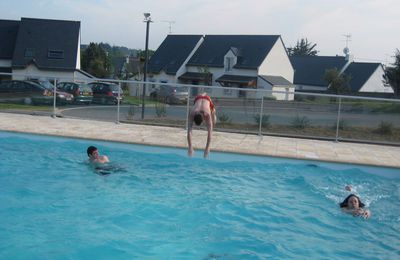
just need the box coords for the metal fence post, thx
[52,78,57,118]
[185,86,191,130]
[258,95,264,136]
[116,82,121,124]
[335,97,342,142]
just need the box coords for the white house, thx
[290,53,393,95]
[147,35,295,100]
[0,17,93,82]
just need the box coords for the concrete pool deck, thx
[0,112,399,168]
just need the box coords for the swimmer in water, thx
[87,146,109,164]
[340,186,371,219]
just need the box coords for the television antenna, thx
[342,34,352,55]
[162,20,175,34]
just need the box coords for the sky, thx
[1,0,399,65]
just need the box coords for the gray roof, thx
[290,56,347,87]
[215,74,257,84]
[187,35,280,69]
[12,17,80,70]
[148,35,203,74]
[259,75,291,86]
[178,72,212,81]
[344,62,381,92]
[0,19,20,59]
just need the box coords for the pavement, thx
[0,112,399,169]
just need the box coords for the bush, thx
[264,96,277,101]
[335,119,348,130]
[376,121,393,135]
[218,112,231,125]
[126,105,135,120]
[155,102,166,117]
[291,114,310,129]
[254,114,270,128]
[294,95,304,102]
[306,95,316,101]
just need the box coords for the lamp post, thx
[141,12,152,119]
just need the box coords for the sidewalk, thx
[0,112,399,168]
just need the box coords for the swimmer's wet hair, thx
[194,114,203,126]
[340,194,365,208]
[87,146,97,157]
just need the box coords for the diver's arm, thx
[187,114,194,156]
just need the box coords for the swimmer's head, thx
[340,194,365,209]
[194,113,203,126]
[87,146,98,158]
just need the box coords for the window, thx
[48,50,64,59]
[225,57,233,72]
[24,48,35,58]
[223,88,233,95]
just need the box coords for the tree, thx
[287,38,318,56]
[324,68,351,94]
[81,43,112,78]
[384,49,400,97]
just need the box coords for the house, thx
[0,17,93,82]
[290,53,393,95]
[112,55,142,79]
[147,35,295,100]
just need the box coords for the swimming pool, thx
[0,131,399,259]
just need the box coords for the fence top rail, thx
[1,72,399,103]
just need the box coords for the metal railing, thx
[1,72,399,146]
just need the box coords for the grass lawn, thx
[0,103,52,111]
[122,96,162,106]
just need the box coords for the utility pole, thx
[141,13,152,120]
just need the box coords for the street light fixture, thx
[141,12,152,119]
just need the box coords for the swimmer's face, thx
[90,150,99,159]
[348,196,360,209]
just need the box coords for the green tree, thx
[81,42,112,78]
[384,49,400,97]
[287,38,318,56]
[324,68,351,94]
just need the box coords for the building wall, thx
[12,65,76,81]
[0,59,12,67]
[359,66,394,93]
[272,86,295,100]
[257,79,294,100]
[76,31,81,69]
[258,38,294,83]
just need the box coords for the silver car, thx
[150,85,188,104]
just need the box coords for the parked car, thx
[88,82,123,105]
[28,80,73,105]
[57,82,93,105]
[0,80,54,105]
[150,85,188,104]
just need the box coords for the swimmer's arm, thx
[204,118,213,158]
[102,155,110,163]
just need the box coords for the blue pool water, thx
[0,131,399,259]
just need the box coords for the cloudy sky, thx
[1,0,399,64]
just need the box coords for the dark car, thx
[88,82,123,105]
[150,85,188,104]
[57,82,93,105]
[0,80,54,105]
[28,80,73,105]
